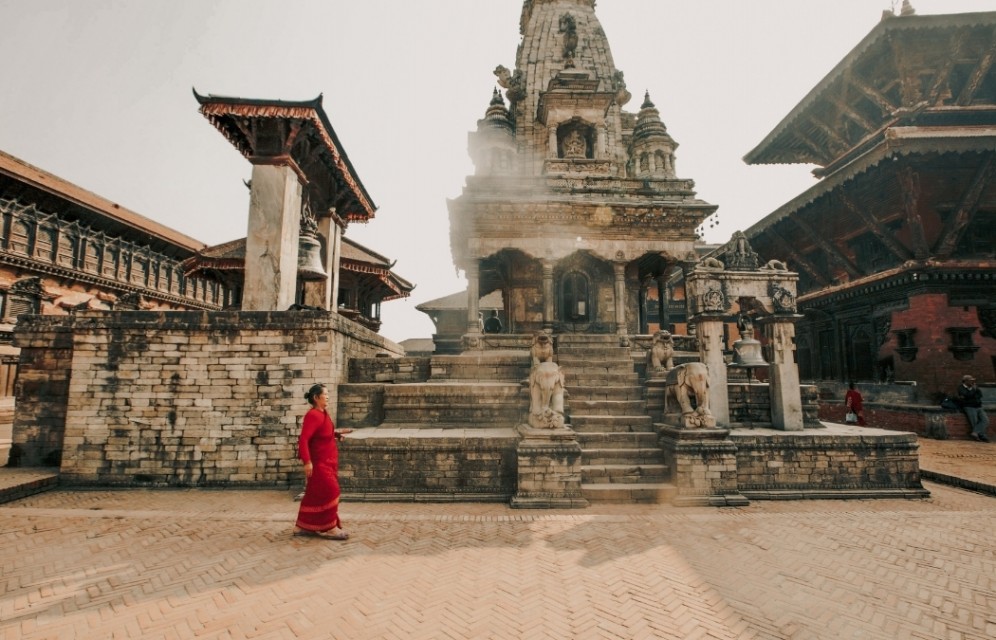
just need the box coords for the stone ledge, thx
[343,491,513,503]
[741,488,931,501]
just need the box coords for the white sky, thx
[1,0,993,343]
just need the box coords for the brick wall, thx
[887,293,995,397]
[12,310,401,485]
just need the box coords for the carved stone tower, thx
[449,0,717,345]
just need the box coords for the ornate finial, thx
[900,1,916,16]
[491,87,504,106]
[642,91,655,109]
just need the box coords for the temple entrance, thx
[560,270,592,325]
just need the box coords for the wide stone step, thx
[576,432,659,447]
[567,399,646,415]
[582,447,663,465]
[581,482,677,504]
[570,415,654,432]
[557,348,633,360]
[564,373,640,386]
[582,464,670,484]
[556,335,623,346]
[565,385,646,401]
[383,382,524,424]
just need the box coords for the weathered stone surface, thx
[12,310,400,484]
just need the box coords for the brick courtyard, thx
[2,468,995,639]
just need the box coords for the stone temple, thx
[11,0,928,507]
[449,0,716,343]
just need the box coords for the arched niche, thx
[557,118,596,160]
[554,251,612,331]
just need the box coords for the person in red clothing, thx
[294,383,353,540]
[845,382,865,426]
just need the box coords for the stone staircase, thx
[556,334,675,504]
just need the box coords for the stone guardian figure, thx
[528,333,566,429]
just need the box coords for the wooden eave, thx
[745,127,996,240]
[744,12,996,167]
[0,150,207,260]
[193,91,377,223]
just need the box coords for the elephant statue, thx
[664,362,716,429]
[528,361,566,429]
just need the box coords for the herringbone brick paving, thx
[2,480,996,639]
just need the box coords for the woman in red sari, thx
[294,383,352,540]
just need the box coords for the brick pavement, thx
[1,480,995,640]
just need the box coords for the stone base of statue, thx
[510,424,589,509]
[677,408,717,430]
[657,424,749,507]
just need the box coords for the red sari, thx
[295,408,342,532]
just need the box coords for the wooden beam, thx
[828,95,877,140]
[805,114,850,156]
[934,152,995,258]
[764,228,832,288]
[789,215,864,280]
[957,29,996,106]
[789,130,833,165]
[838,192,914,263]
[897,167,930,260]
[848,75,897,116]
[924,33,962,106]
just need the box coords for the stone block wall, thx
[348,357,431,383]
[339,428,518,501]
[12,310,401,485]
[732,430,925,498]
[10,321,74,466]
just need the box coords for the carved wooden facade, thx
[0,151,226,319]
[741,8,996,396]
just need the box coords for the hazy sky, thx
[1,0,992,343]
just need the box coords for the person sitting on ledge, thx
[483,310,503,334]
[957,374,989,442]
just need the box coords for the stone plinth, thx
[511,424,588,509]
[657,424,747,507]
[340,427,518,502]
[731,425,929,500]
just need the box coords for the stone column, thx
[542,261,555,331]
[242,163,302,311]
[328,220,343,311]
[764,317,804,431]
[695,317,730,426]
[656,275,669,331]
[613,262,627,337]
[466,260,481,335]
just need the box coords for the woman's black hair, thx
[305,383,327,405]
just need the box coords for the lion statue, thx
[664,362,716,429]
[530,332,555,366]
[647,330,675,374]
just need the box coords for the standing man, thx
[957,374,989,442]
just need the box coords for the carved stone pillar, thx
[656,275,669,331]
[695,317,730,426]
[763,316,804,431]
[242,163,302,311]
[466,260,481,335]
[613,261,627,337]
[542,261,555,331]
